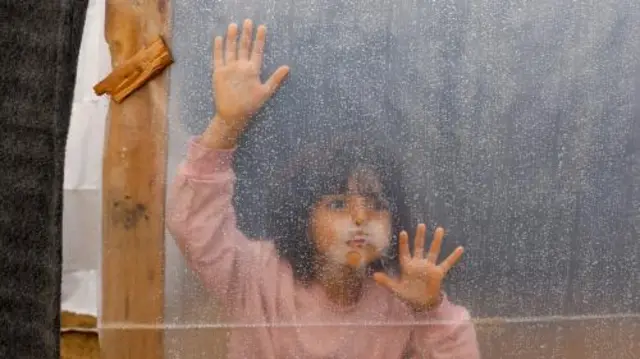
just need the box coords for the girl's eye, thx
[328,198,346,210]
[369,197,389,211]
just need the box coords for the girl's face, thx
[309,168,392,270]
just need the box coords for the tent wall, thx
[63,0,109,281]
[2,0,88,357]
[165,0,640,357]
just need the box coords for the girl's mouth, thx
[347,237,367,248]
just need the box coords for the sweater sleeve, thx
[407,294,480,359]
[165,137,291,308]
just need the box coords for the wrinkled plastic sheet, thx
[164,0,640,356]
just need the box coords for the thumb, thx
[373,272,400,294]
[263,65,290,98]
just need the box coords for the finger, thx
[398,230,410,265]
[439,246,464,273]
[427,227,445,263]
[251,24,267,68]
[263,65,290,97]
[238,19,253,61]
[225,23,239,63]
[373,272,400,294]
[213,36,224,68]
[413,223,426,259]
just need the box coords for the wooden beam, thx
[100,0,171,358]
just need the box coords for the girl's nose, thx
[350,197,367,225]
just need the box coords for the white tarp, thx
[61,0,110,317]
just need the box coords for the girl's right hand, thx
[202,19,290,149]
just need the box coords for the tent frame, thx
[101,1,171,358]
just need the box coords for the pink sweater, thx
[166,138,480,359]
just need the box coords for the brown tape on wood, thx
[93,36,173,103]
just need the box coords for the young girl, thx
[167,19,480,359]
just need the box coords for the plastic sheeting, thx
[163,0,640,357]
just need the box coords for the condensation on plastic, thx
[163,0,640,357]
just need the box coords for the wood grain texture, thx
[101,0,171,358]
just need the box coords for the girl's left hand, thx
[373,224,464,312]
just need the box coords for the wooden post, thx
[100,0,171,358]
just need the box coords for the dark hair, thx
[266,137,413,283]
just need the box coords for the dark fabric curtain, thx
[0,0,88,358]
